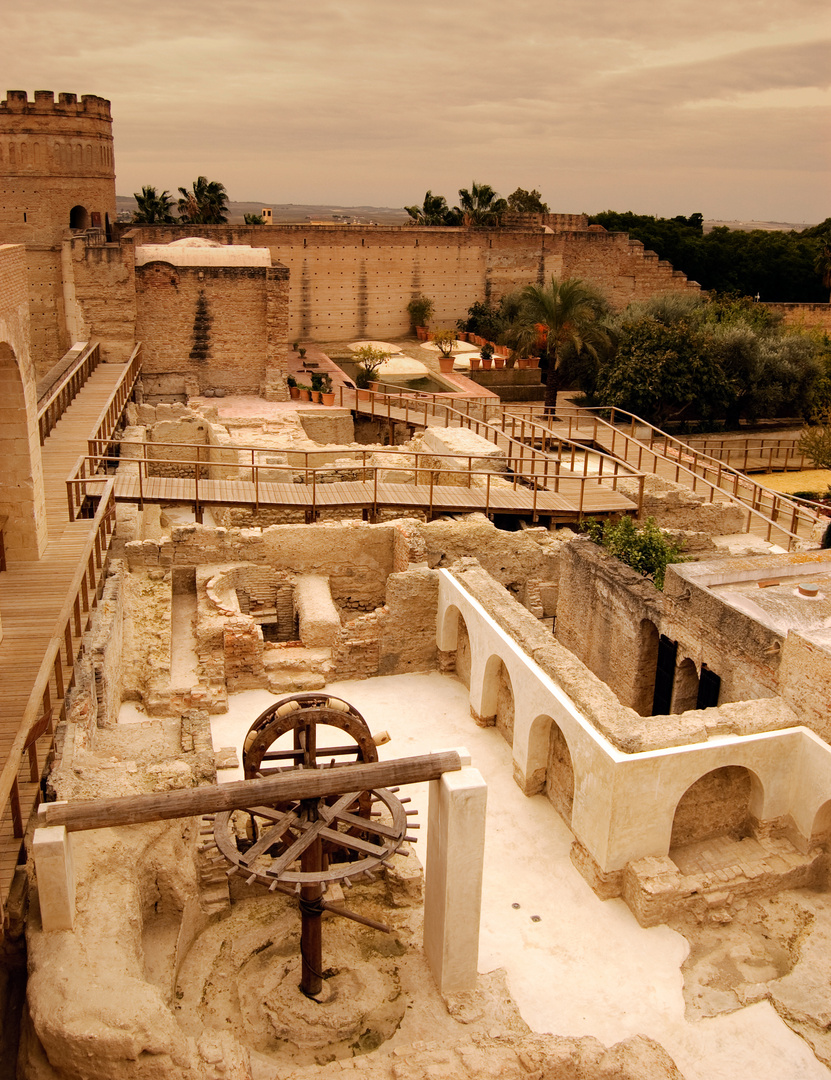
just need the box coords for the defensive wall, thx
[0,91,116,367]
[115,221,700,343]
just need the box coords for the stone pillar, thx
[33,809,75,931]
[423,747,487,995]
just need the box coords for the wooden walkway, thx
[0,363,128,920]
[77,471,635,521]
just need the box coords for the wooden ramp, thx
[0,362,128,920]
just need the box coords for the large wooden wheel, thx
[211,693,415,996]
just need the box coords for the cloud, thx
[2,0,828,220]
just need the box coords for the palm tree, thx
[177,176,229,224]
[506,277,612,410]
[404,191,461,226]
[456,181,507,226]
[132,185,175,224]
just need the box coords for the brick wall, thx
[123,222,700,342]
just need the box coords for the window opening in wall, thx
[23,213,26,222]
[651,634,677,715]
[696,665,721,709]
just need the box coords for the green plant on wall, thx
[580,516,686,590]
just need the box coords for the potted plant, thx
[493,349,505,370]
[469,353,481,371]
[287,374,300,400]
[319,372,335,405]
[298,383,311,402]
[298,346,307,359]
[310,373,323,403]
[353,344,388,400]
[433,329,457,373]
[407,295,434,340]
[480,342,494,370]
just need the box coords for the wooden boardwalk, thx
[77,471,636,521]
[0,363,128,919]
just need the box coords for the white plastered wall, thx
[437,571,831,872]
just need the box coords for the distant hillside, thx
[115,196,410,226]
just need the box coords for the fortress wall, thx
[124,223,699,342]
[767,302,831,332]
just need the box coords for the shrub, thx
[581,516,686,590]
[433,329,457,357]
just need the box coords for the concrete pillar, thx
[33,806,75,931]
[423,747,487,995]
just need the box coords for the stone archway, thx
[670,766,762,849]
[0,341,47,559]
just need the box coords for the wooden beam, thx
[40,752,462,833]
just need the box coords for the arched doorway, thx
[69,205,90,230]
[479,655,515,745]
[455,612,472,688]
[545,717,574,824]
[670,766,761,850]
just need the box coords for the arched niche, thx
[69,205,90,230]
[481,655,515,746]
[671,657,700,714]
[542,715,574,823]
[670,766,763,850]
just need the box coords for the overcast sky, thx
[5,0,830,222]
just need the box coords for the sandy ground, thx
[209,673,827,1080]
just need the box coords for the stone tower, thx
[0,90,116,368]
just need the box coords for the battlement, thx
[1,90,111,119]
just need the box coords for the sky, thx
[4,0,830,223]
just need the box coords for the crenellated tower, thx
[0,90,116,368]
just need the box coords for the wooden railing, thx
[501,404,821,549]
[0,482,116,929]
[684,436,809,473]
[87,343,143,459]
[36,341,102,445]
[67,438,643,523]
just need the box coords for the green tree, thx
[595,315,730,426]
[506,277,612,410]
[506,188,550,214]
[132,185,175,224]
[404,191,461,226]
[177,176,229,224]
[244,212,264,224]
[456,182,508,226]
[581,516,686,591]
[501,187,548,212]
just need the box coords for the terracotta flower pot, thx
[416,326,428,341]
[493,357,505,369]
[299,388,311,401]
[321,392,335,405]
[469,356,481,371]
[481,358,492,370]
[289,385,300,399]
[528,356,541,368]
[357,388,371,401]
[311,390,322,403]
[439,356,455,373]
